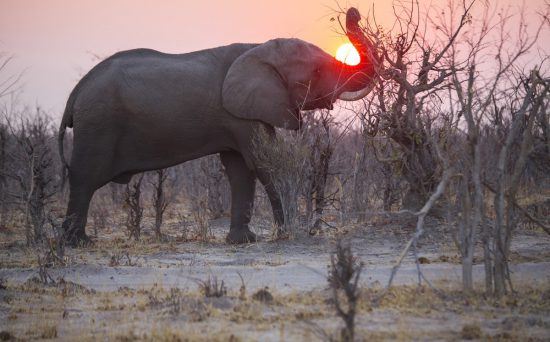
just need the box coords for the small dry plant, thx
[198,275,227,298]
[199,155,230,219]
[33,214,68,285]
[150,168,172,240]
[89,197,110,238]
[190,193,211,241]
[109,251,134,267]
[124,174,144,241]
[328,240,363,342]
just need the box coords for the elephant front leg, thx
[220,151,257,243]
[256,169,285,237]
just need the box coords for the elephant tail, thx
[58,94,75,190]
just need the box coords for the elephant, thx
[58,11,377,246]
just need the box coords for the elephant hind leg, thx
[62,155,112,247]
[220,151,257,244]
[62,182,95,247]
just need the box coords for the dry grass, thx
[1,274,549,341]
[1,210,549,340]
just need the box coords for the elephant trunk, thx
[338,82,375,101]
[336,7,380,102]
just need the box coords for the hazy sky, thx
[1,0,547,117]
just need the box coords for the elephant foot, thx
[226,229,257,244]
[66,232,94,248]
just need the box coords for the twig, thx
[376,166,453,302]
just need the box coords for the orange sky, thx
[0,0,547,116]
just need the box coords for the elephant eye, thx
[313,67,322,78]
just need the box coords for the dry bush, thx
[124,174,144,241]
[176,155,230,240]
[109,251,134,267]
[300,111,336,232]
[1,108,59,245]
[251,287,273,303]
[328,240,363,342]
[200,156,230,219]
[0,105,68,274]
[190,192,211,241]
[180,155,230,219]
[89,196,110,238]
[252,127,311,237]
[335,130,405,222]
[33,215,67,284]
[461,324,482,340]
[198,275,227,298]
[150,168,171,240]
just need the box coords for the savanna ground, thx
[1,205,549,341]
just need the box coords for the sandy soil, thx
[1,215,549,341]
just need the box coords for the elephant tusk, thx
[337,82,375,101]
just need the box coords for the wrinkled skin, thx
[59,38,375,246]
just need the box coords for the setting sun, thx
[335,43,360,66]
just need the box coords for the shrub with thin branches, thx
[2,108,58,245]
[151,168,171,240]
[124,174,144,241]
[252,126,311,237]
[328,240,363,342]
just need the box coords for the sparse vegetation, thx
[251,287,273,303]
[328,240,363,341]
[1,109,58,245]
[461,323,482,340]
[252,126,311,237]
[124,174,144,241]
[151,169,170,240]
[198,276,227,298]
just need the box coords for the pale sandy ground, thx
[1,216,549,341]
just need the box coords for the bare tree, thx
[447,1,549,294]
[344,0,475,213]
[491,71,549,297]
[450,61,485,294]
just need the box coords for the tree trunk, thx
[482,217,494,295]
[462,256,473,291]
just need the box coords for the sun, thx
[335,43,361,66]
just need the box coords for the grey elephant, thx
[58,8,377,246]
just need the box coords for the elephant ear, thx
[222,40,300,130]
